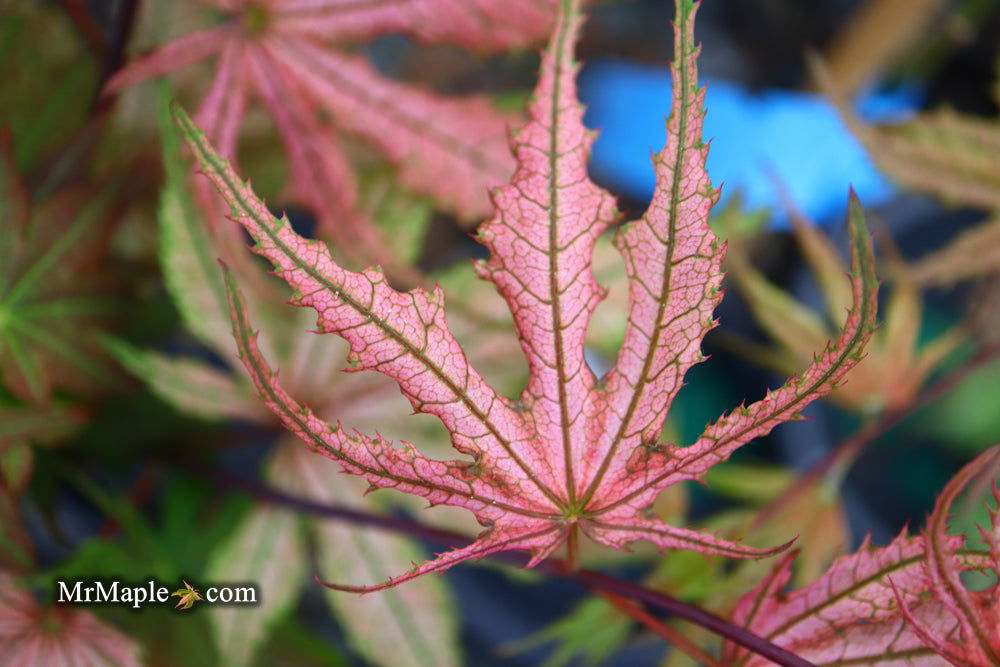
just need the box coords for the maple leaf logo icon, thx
[170,581,203,610]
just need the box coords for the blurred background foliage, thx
[1,0,999,664]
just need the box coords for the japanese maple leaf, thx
[725,537,962,666]
[171,581,204,610]
[0,572,141,665]
[0,129,117,406]
[896,446,1000,665]
[722,202,960,415]
[820,60,1000,287]
[110,101,471,666]
[175,0,877,590]
[726,444,1000,666]
[106,0,557,273]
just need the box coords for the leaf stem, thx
[565,522,579,573]
[593,589,724,667]
[203,465,815,667]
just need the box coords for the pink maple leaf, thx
[897,445,1000,665]
[106,0,557,273]
[726,444,1000,666]
[725,537,960,665]
[175,0,878,591]
[0,573,141,666]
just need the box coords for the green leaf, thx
[275,443,462,667]
[358,168,432,267]
[257,614,351,666]
[512,596,631,667]
[158,86,241,357]
[204,497,307,667]
[0,4,97,171]
[103,336,265,422]
[0,162,118,403]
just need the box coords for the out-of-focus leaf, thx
[0,571,142,666]
[786,203,854,322]
[0,129,29,237]
[107,0,560,287]
[30,476,251,665]
[0,3,97,171]
[912,216,1000,285]
[278,443,462,667]
[584,234,629,359]
[722,201,960,415]
[256,613,350,666]
[358,168,433,267]
[0,134,119,404]
[0,494,33,572]
[0,443,32,496]
[824,0,947,96]
[726,240,832,362]
[847,106,1000,211]
[649,548,722,604]
[923,357,1000,454]
[704,463,794,505]
[510,596,632,667]
[158,92,242,357]
[749,481,848,588]
[823,60,1000,286]
[104,337,265,422]
[0,445,34,572]
[0,403,85,451]
[204,476,307,667]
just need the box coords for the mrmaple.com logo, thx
[56,579,258,610]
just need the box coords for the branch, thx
[208,466,815,667]
[593,589,724,667]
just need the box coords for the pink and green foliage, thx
[0,130,117,406]
[898,446,1000,665]
[175,0,878,590]
[0,572,142,666]
[107,98,463,667]
[726,444,1000,666]
[106,0,558,274]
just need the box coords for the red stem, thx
[207,467,815,667]
[594,589,724,667]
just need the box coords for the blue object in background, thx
[579,58,922,227]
